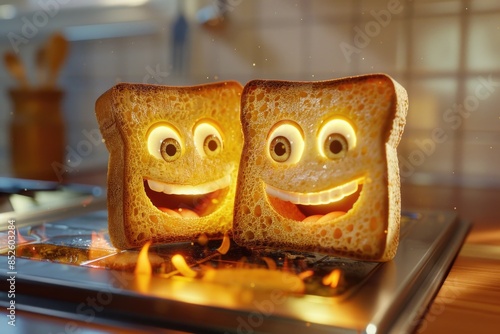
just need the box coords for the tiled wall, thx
[0,0,499,187]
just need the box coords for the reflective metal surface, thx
[0,177,106,230]
[0,201,470,333]
[0,212,468,333]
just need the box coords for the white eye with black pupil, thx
[147,124,183,162]
[267,122,304,164]
[318,119,356,160]
[270,136,291,162]
[194,122,223,157]
[203,135,222,156]
[160,138,182,161]
[324,134,348,159]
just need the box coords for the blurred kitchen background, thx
[0,0,499,188]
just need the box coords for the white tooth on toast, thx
[147,179,164,192]
[265,178,363,205]
[147,175,230,196]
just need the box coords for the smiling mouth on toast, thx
[144,175,230,218]
[265,178,364,223]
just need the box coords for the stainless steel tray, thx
[0,206,470,333]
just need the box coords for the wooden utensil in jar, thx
[45,32,68,88]
[3,51,30,88]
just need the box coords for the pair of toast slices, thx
[95,74,408,262]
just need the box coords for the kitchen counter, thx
[402,183,500,333]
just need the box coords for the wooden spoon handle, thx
[3,51,29,88]
[35,46,47,87]
[45,32,68,88]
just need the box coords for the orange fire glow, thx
[197,233,209,246]
[171,254,197,278]
[16,229,28,244]
[322,268,342,288]
[216,232,230,255]
[80,195,94,208]
[134,241,153,293]
[282,257,291,272]
[298,270,314,280]
[135,241,152,276]
[262,257,277,271]
[236,257,248,269]
[89,231,114,260]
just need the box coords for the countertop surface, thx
[402,183,500,334]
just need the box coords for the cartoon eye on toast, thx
[233,74,408,261]
[95,81,243,249]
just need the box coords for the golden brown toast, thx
[233,74,408,261]
[95,81,243,249]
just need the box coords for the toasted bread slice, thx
[233,74,408,261]
[95,81,243,249]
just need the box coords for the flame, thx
[322,268,342,288]
[134,241,152,293]
[171,254,197,278]
[261,257,277,271]
[197,233,208,246]
[298,270,314,280]
[16,229,28,244]
[135,241,152,276]
[216,232,230,255]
